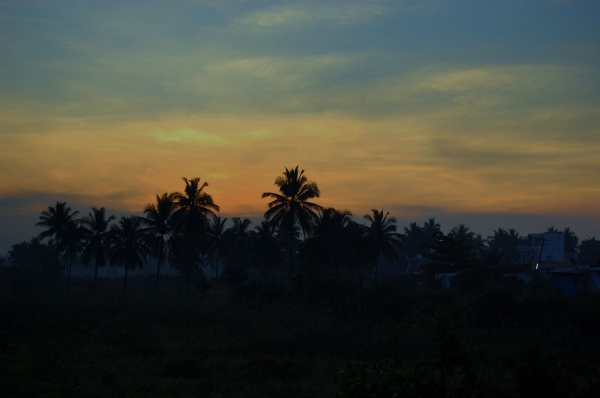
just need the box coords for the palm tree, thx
[141,194,175,297]
[172,177,220,293]
[81,207,115,293]
[109,216,146,297]
[172,177,220,235]
[423,218,441,238]
[249,220,285,280]
[224,217,253,269]
[472,234,488,258]
[364,209,401,280]
[36,201,80,290]
[62,219,84,293]
[262,166,323,280]
[205,215,228,287]
[563,227,579,253]
[300,208,352,272]
[402,222,426,256]
[450,224,475,242]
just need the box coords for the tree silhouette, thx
[172,177,220,236]
[172,177,219,294]
[450,224,475,242]
[36,201,80,290]
[109,216,146,297]
[300,208,352,272]
[224,217,253,269]
[81,207,115,293]
[262,166,322,280]
[249,220,285,281]
[205,215,228,290]
[563,227,579,253]
[141,194,175,297]
[579,238,600,265]
[364,209,401,280]
[62,219,84,293]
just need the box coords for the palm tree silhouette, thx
[172,177,220,235]
[364,209,401,280]
[563,227,579,253]
[262,166,322,280]
[141,193,175,297]
[62,219,84,293]
[36,201,80,290]
[205,215,228,289]
[81,207,115,293]
[449,224,475,242]
[300,208,352,272]
[249,220,285,281]
[172,177,220,295]
[109,216,146,297]
[224,217,253,269]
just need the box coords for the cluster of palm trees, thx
[33,167,405,296]
[31,165,594,297]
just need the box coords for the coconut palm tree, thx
[364,209,401,280]
[36,201,80,290]
[224,217,253,269]
[563,227,579,253]
[249,220,285,281]
[109,216,146,297]
[62,219,84,293]
[172,177,220,293]
[450,224,475,242]
[141,193,175,297]
[205,215,228,289]
[262,166,323,280]
[300,208,352,272]
[172,177,220,235]
[81,207,115,293]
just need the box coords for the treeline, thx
[5,166,600,296]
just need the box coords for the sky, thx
[1,0,600,254]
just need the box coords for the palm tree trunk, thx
[153,249,163,298]
[67,256,72,293]
[215,249,219,294]
[123,265,128,297]
[54,245,60,291]
[94,258,99,293]
[289,230,294,282]
[374,253,379,281]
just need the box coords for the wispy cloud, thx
[234,3,387,30]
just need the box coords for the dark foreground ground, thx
[2,268,600,397]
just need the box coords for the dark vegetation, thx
[2,166,600,397]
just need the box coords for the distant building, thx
[518,232,568,269]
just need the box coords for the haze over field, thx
[1,0,599,253]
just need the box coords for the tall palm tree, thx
[249,220,285,281]
[36,201,80,290]
[81,207,115,293]
[205,215,228,286]
[141,193,175,297]
[172,177,220,293]
[172,177,220,235]
[109,216,146,297]
[262,166,323,280]
[62,219,84,294]
[364,209,401,280]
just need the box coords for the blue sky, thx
[1,0,599,253]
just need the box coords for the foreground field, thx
[2,270,600,397]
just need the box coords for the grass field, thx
[2,269,600,397]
